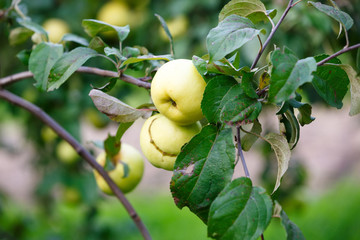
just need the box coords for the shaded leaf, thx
[89,89,147,122]
[171,125,235,223]
[207,15,262,62]
[82,19,130,42]
[269,48,317,103]
[208,177,273,240]
[48,47,98,91]
[91,78,117,93]
[89,36,108,54]
[104,47,123,59]
[308,1,353,30]
[241,71,258,99]
[9,27,33,46]
[278,109,300,149]
[241,119,262,151]
[297,103,315,126]
[264,133,291,193]
[29,42,63,91]
[280,209,306,240]
[219,0,277,24]
[120,54,172,68]
[207,59,250,76]
[339,64,360,116]
[312,55,349,108]
[192,55,208,81]
[221,98,262,126]
[17,18,48,40]
[61,33,89,46]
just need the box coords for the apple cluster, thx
[140,59,206,171]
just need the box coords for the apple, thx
[42,18,69,43]
[151,59,206,126]
[56,140,78,164]
[94,143,144,195]
[140,114,201,171]
[97,1,131,27]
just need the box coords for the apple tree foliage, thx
[1,0,360,239]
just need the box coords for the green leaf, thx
[88,36,108,54]
[280,209,306,240]
[48,47,98,91]
[89,89,148,122]
[207,59,250,76]
[278,109,300,149]
[9,27,33,45]
[29,42,63,91]
[264,133,291,193]
[219,0,277,24]
[171,125,235,223]
[104,47,123,59]
[61,33,89,46]
[192,55,209,81]
[269,48,317,103]
[17,49,31,66]
[241,71,258,99]
[82,19,130,42]
[115,122,134,140]
[308,1,353,30]
[120,54,172,68]
[297,102,315,126]
[91,78,117,93]
[208,177,273,240]
[241,119,262,151]
[338,64,360,116]
[104,134,121,160]
[17,18,48,40]
[207,14,262,62]
[312,55,349,108]
[356,48,360,72]
[155,13,174,56]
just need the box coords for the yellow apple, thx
[140,114,201,171]
[56,140,78,164]
[151,59,206,126]
[94,143,144,194]
[42,18,69,43]
[97,1,131,27]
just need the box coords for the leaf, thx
[17,49,31,66]
[207,15,262,62]
[207,58,250,76]
[155,13,174,56]
[308,1,353,30]
[219,0,277,24]
[241,71,258,99]
[207,177,273,240]
[278,109,300,149]
[61,33,89,46]
[17,18,48,40]
[48,47,98,91]
[91,78,117,92]
[201,75,240,123]
[312,55,349,108]
[82,19,130,42]
[280,209,306,240]
[338,64,360,116]
[192,55,208,81]
[29,42,63,91]
[259,71,270,90]
[89,89,148,122]
[356,48,360,72]
[171,125,235,223]
[120,54,172,68]
[88,36,108,54]
[297,102,315,126]
[104,47,123,59]
[269,48,317,103]
[264,133,291,193]
[241,119,262,151]
[9,27,33,46]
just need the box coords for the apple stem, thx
[0,89,152,240]
[236,126,250,178]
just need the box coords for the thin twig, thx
[236,127,250,178]
[0,89,152,240]
[0,66,151,89]
[251,0,294,70]
[317,43,360,66]
[291,0,304,7]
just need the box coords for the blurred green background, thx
[1,0,360,239]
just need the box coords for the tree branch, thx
[251,0,294,70]
[236,127,250,178]
[0,89,152,240]
[317,43,360,66]
[0,66,151,89]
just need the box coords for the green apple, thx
[94,143,144,195]
[140,114,201,171]
[56,140,78,164]
[151,59,206,126]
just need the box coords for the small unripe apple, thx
[56,140,78,164]
[42,18,69,43]
[151,59,206,126]
[94,143,144,195]
[140,114,201,171]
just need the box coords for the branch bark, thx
[0,66,151,89]
[317,43,360,66]
[0,89,152,240]
[251,0,294,70]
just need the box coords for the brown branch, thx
[0,89,152,240]
[317,43,360,66]
[251,0,294,70]
[0,66,151,89]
